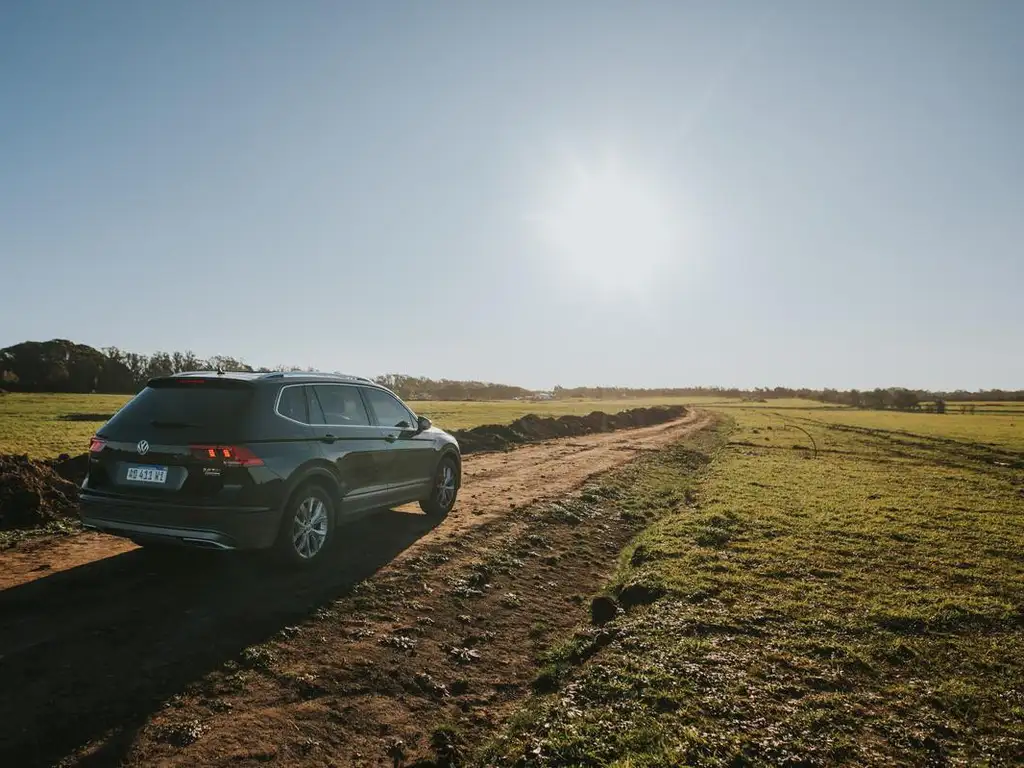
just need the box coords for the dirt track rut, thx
[0,410,711,766]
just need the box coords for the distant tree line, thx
[549,385,1024,411]
[1,339,1020,406]
[0,339,532,400]
[373,374,532,401]
[552,385,755,400]
[803,387,1024,410]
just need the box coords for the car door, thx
[306,384,391,514]
[360,386,436,503]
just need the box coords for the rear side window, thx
[363,388,414,428]
[311,385,370,426]
[100,381,254,441]
[277,386,308,423]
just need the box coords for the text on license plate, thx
[126,466,168,484]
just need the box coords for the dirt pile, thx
[0,454,84,530]
[452,405,686,455]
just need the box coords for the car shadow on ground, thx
[0,508,440,767]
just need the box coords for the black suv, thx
[79,372,461,565]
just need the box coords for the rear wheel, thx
[419,456,459,517]
[276,484,334,567]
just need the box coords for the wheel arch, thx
[283,460,344,517]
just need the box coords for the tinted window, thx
[277,386,308,423]
[101,381,254,440]
[364,388,414,428]
[307,386,327,425]
[312,385,370,425]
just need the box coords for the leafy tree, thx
[891,388,920,411]
[863,389,889,410]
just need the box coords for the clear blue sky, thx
[2,1,1021,390]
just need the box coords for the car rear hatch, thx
[85,376,262,504]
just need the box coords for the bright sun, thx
[530,151,682,295]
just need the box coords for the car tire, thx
[419,456,459,517]
[276,483,335,567]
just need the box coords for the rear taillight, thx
[189,444,264,467]
[89,437,106,453]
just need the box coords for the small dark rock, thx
[590,595,619,625]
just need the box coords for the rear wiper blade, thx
[149,420,199,429]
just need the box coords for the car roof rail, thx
[259,371,374,383]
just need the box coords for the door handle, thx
[322,434,336,443]
[384,432,398,443]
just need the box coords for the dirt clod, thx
[448,646,481,664]
[414,672,450,699]
[590,595,619,625]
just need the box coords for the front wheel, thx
[420,456,459,517]
[276,484,334,567]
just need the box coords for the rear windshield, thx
[100,381,255,442]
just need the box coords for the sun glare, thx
[530,151,683,295]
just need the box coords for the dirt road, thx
[0,410,712,767]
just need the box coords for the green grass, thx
[795,408,1024,451]
[0,393,135,457]
[480,408,1024,766]
[0,392,704,458]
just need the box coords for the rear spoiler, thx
[146,376,255,389]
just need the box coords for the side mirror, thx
[417,415,432,432]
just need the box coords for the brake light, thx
[89,437,106,453]
[189,444,264,467]
[177,379,206,384]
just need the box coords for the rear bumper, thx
[79,492,281,550]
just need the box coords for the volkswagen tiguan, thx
[78,371,461,566]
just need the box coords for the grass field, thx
[481,406,1024,765]
[0,392,707,458]
[726,405,1023,454]
[2,392,1021,459]
[0,393,134,458]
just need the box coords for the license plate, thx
[126,465,168,484]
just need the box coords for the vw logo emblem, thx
[137,440,150,455]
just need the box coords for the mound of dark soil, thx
[452,405,686,455]
[0,454,83,530]
[52,453,90,483]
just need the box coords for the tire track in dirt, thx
[404,408,707,529]
[0,411,712,767]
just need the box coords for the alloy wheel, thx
[436,463,456,510]
[292,496,329,559]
